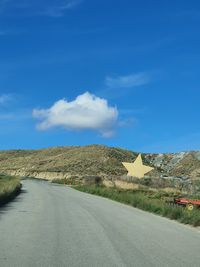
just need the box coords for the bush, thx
[0,175,21,205]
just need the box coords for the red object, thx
[174,198,200,207]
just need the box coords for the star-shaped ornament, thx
[122,154,154,178]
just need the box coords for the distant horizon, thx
[0,143,199,154]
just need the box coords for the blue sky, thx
[0,0,200,152]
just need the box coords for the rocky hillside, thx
[146,151,200,179]
[0,145,199,181]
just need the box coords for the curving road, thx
[0,179,200,267]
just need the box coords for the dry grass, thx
[0,175,21,205]
[0,145,138,177]
[0,146,199,181]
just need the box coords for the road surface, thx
[0,179,200,267]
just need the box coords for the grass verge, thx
[74,185,200,227]
[0,174,22,206]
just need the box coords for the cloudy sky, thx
[0,0,200,152]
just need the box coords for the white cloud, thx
[33,92,118,137]
[43,0,83,17]
[0,0,83,17]
[62,0,83,9]
[0,94,12,105]
[105,72,150,89]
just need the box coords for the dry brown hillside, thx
[0,145,199,181]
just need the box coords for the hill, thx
[0,145,199,184]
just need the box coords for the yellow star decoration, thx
[122,154,154,179]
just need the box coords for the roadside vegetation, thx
[0,174,21,206]
[74,184,200,227]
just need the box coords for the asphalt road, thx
[0,180,200,267]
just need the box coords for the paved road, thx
[0,180,200,267]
